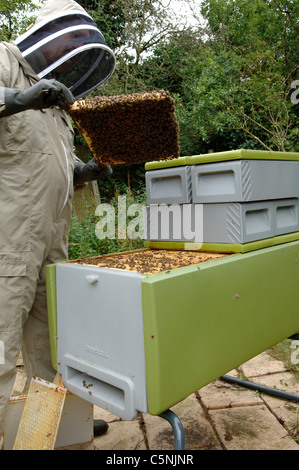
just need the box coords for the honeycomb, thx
[76,249,226,275]
[13,377,67,450]
[69,90,180,166]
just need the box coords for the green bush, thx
[68,185,146,260]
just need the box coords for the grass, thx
[69,182,146,261]
[268,339,299,382]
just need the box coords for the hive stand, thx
[160,410,185,450]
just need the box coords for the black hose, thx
[220,375,299,403]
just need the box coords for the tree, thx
[78,0,126,50]
[172,0,299,154]
[0,0,39,41]
[77,0,199,94]
[6,0,296,155]
[201,0,298,80]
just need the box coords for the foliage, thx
[136,0,298,154]
[194,0,299,152]
[0,0,38,40]
[77,0,199,94]
[140,0,299,154]
[70,0,299,255]
[173,42,298,153]
[4,0,298,153]
[69,185,146,260]
[79,0,126,50]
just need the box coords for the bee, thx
[69,90,180,166]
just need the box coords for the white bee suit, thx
[0,0,115,436]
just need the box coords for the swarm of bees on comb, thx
[68,90,180,166]
[77,249,225,275]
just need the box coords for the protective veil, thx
[15,0,115,99]
[0,0,114,438]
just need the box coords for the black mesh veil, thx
[15,12,115,99]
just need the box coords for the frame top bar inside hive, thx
[69,90,180,166]
[76,249,226,275]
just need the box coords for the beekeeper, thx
[0,0,115,442]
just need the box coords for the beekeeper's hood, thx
[15,0,115,99]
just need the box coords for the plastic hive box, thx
[56,265,148,421]
[145,199,299,244]
[145,149,299,205]
[46,149,299,419]
[274,199,299,235]
[48,250,225,420]
[144,148,299,171]
[191,159,299,203]
[46,242,299,418]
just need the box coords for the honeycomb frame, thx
[69,90,180,166]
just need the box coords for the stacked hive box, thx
[144,149,299,252]
[46,148,299,421]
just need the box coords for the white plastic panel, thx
[146,166,192,204]
[56,264,148,420]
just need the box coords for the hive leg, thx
[159,409,185,450]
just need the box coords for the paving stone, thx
[57,418,147,451]
[94,405,121,424]
[92,419,146,451]
[199,379,263,410]
[11,368,27,396]
[209,404,299,450]
[240,351,288,377]
[92,407,147,450]
[144,394,221,450]
[141,413,179,450]
[249,371,299,444]
[252,371,299,395]
[259,397,299,443]
[172,394,222,450]
[9,354,299,451]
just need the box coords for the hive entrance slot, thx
[65,366,125,407]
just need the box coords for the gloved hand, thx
[73,158,113,186]
[4,79,75,116]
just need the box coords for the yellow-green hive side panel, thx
[144,149,299,170]
[142,241,299,415]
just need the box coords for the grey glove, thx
[3,79,75,116]
[74,158,113,186]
